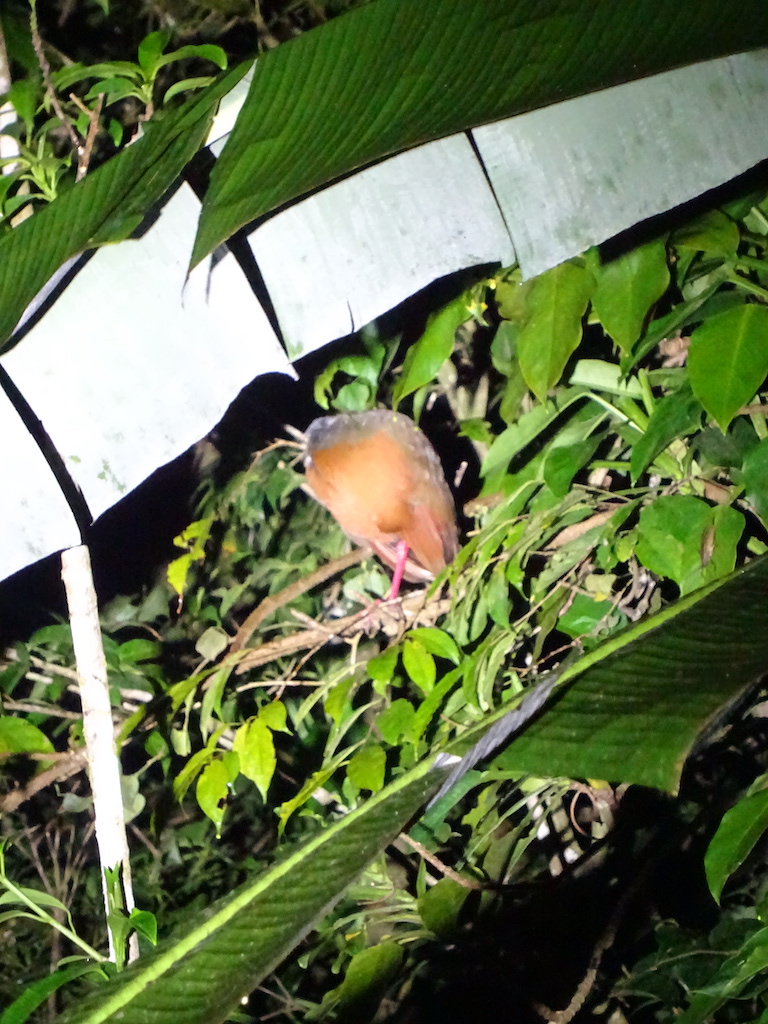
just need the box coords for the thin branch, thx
[0,750,87,813]
[399,833,482,890]
[69,91,104,181]
[235,589,450,673]
[30,0,81,158]
[230,547,371,651]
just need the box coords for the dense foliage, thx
[1,2,768,1023]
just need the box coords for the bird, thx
[304,410,459,600]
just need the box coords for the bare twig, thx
[230,547,371,652]
[0,750,88,813]
[30,0,81,158]
[236,589,451,673]
[69,91,104,181]
[399,833,482,890]
[1,699,82,719]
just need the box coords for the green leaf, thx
[705,784,768,904]
[569,358,644,398]
[402,638,436,694]
[517,260,593,402]
[194,626,229,662]
[347,744,386,792]
[481,387,587,478]
[543,435,602,497]
[0,717,54,755]
[155,45,228,74]
[688,304,768,431]
[630,387,703,482]
[418,877,469,939]
[258,700,289,733]
[137,31,171,76]
[59,762,443,1024]
[675,926,768,1024]
[331,942,404,1017]
[406,628,460,664]
[591,237,670,353]
[162,77,215,105]
[673,209,740,258]
[129,908,158,946]
[392,293,468,406]
[83,77,142,105]
[376,699,416,744]
[0,886,69,914]
[51,61,141,91]
[196,759,230,836]
[0,963,102,1024]
[367,646,399,686]
[325,676,355,725]
[742,438,768,521]
[636,495,742,595]
[199,662,233,738]
[233,718,276,801]
[194,0,768,263]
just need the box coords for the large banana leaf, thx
[54,557,768,1024]
[194,0,768,262]
[59,763,443,1024]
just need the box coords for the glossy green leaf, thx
[0,716,54,755]
[331,942,404,1016]
[630,387,703,482]
[418,878,469,939]
[194,0,768,263]
[392,293,469,406]
[376,699,416,745]
[0,63,249,349]
[673,209,741,258]
[688,304,768,431]
[517,260,593,402]
[0,963,102,1024]
[742,438,768,521]
[543,435,602,497]
[60,763,443,1024]
[196,759,229,836]
[402,638,436,694]
[592,237,670,352]
[481,387,587,478]
[233,718,276,801]
[407,628,460,664]
[347,744,386,793]
[636,495,742,595]
[258,700,289,732]
[705,783,768,904]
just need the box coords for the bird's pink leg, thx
[386,539,410,601]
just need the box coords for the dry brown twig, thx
[30,2,81,156]
[69,91,104,180]
[399,833,482,890]
[0,750,88,814]
[230,547,371,651]
[235,587,451,674]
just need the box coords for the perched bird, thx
[304,410,458,600]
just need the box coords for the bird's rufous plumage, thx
[304,410,458,597]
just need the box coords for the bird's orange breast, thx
[305,411,458,581]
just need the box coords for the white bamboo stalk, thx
[61,544,137,962]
